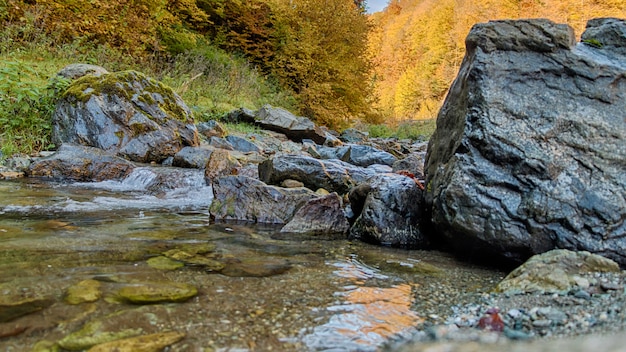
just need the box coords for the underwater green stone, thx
[146,256,184,271]
[117,281,198,304]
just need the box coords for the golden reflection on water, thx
[303,257,424,350]
[346,284,423,343]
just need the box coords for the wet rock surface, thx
[349,173,426,248]
[280,192,350,237]
[210,175,319,223]
[27,144,135,181]
[116,281,198,304]
[424,18,626,266]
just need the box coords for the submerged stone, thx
[86,331,185,352]
[65,280,102,305]
[146,256,184,271]
[58,320,142,350]
[117,281,198,304]
[220,258,291,277]
[0,295,54,323]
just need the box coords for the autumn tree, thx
[267,0,372,128]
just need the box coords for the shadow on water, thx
[0,176,505,351]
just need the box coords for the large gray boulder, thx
[349,173,426,248]
[424,18,626,265]
[52,70,199,163]
[210,175,319,223]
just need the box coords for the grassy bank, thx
[0,10,297,157]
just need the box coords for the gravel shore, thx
[386,270,626,351]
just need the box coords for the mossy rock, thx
[63,71,191,123]
[146,256,184,271]
[58,320,142,351]
[86,331,185,352]
[0,295,54,323]
[495,249,620,294]
[65,279,102,305]
[117,281,198,304]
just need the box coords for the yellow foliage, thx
[368,0,626,122]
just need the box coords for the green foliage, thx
[0,60,70,156]
[582,38,603,48]
[222,122,261,135]
[367,119,436,141]
[153,45,297,122]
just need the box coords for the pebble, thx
[532,319,553,328]
[573,290,591,300]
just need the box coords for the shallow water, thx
[0,176,505,351]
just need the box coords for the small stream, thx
[0,171,505,351]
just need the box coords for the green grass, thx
[366,119,436,141]
[0,10,296,157]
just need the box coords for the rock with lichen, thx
[495,249,621,294]
[52,70,199,163]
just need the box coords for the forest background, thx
[0,0,624,156]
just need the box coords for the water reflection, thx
[0,178,502,351]
[303,257,423,351]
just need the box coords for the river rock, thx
[225,107,256,124]
[197,120,227,138]
[225,135,262,153]
[146,256,185,271]
[27,144,135,181]
[340,128,368,143]
[349,173,426,248]
[207,136,235,150]
[116,281,198,304]
[342,145,397,167]
[495,249,620,294]
[581,17,626,56]
[204,148,241,183]
[57,63,109,80]
[424,18,626,265]
[210,175,319,223]
[255,105,327,144]
[317,144,397,167]
[87,331,185,352]
[393,153,426,180]
[259,154,378,194]
[172,146,215,169]
[280,192,350,237]
[0,296,54,323]
[52,70,199,163]
[220,257,292,277]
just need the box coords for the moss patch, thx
[63,70,193,124]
